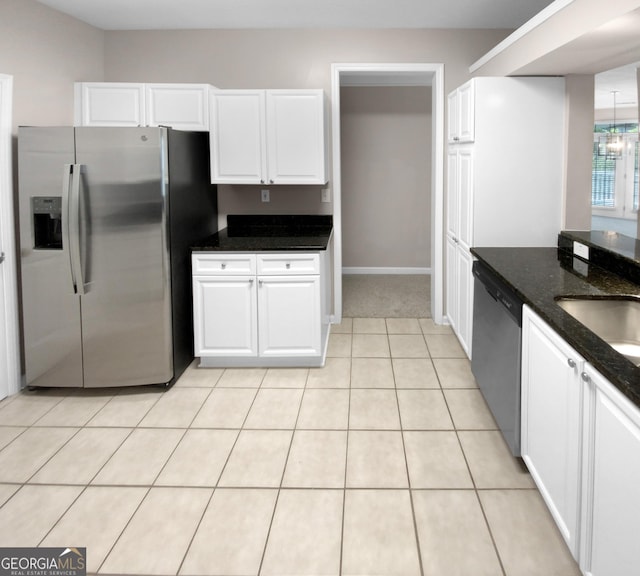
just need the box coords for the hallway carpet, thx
[342,274,430,318]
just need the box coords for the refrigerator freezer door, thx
[75,127,173,387]
[18,127,83,387]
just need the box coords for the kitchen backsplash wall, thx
[102,28,509,219]
[215,185,331,231]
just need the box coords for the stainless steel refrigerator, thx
[18,126,217,388]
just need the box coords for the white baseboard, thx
[342,267,431,275]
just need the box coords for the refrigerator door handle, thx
[62,163,78,294]
[63,163,85,295]
[69,163,86,295]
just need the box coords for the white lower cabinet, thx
[193,275,257,357]
[192,252,328,367]
[521,306,583,558]
[522,305,640,574]
[580,364,640,576]
[258,275,321,357]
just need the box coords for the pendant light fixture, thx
[598,90,623,159]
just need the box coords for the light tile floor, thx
[0,318,581,576]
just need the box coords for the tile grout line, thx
[390,334,426,576]
[255,366,307,576]
[90,424,192,573]
[176,366,259,576]
[440,376,509,576]
[474,490,508,576]
[1,386,164,545]
[93,485,153,575]
[175,487,216,576]
[96,372,224,575]
[338,344,354,576]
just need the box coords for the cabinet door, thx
[455,248,473,358]
[581,365,640,576]
[210,90,266,184]
[446,148,458,239]
[193,275,257,357]
[445,236,459,331]
[521,306,583,558]
[258,275,321,357]
[447,90,459,143]
[445,229,472,357]
[457,81,475,142]
[457,147,474,250]
[266,90,327,184]
[146,84,210,131]
[75,83,145,127]
[446,146,473,249]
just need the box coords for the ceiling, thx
[595,63,639,112]
[36,0,555,30]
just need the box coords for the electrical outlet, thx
[261,189,270,203]
[573,241,589,260]
[321,188,330,203]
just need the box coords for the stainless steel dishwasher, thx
[471,260,524,456]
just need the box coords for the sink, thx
[555,296,640,367]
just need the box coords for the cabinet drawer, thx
[257,253,320,275]
[192,254,256,275]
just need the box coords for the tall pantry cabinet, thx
[446,77,565,357]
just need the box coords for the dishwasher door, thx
[471,261,523,456]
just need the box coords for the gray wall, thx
[564,74,595,231]
[341,86,431,269]
[0,0,104,131]
[0,3,599,257]
[102,28,509,225]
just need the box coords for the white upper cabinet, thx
[266,91,327,184]
[145,84,211,130]
[210,89,328,185]
[75,82,213,131]
[447,80,475,143]
[210,90,266,184]
[75,83,145,127]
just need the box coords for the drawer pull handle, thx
[567,358,576,368]
[581,372,590,383]
[286,263,291,269]
[221,263,226,270]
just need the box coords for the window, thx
[592,122,639,220]
[592,144,616,208]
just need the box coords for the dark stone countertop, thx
[192,215,333,252]
[559,230,640,285]
[471,242,640,409]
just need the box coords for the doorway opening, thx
[330,64,444,322]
